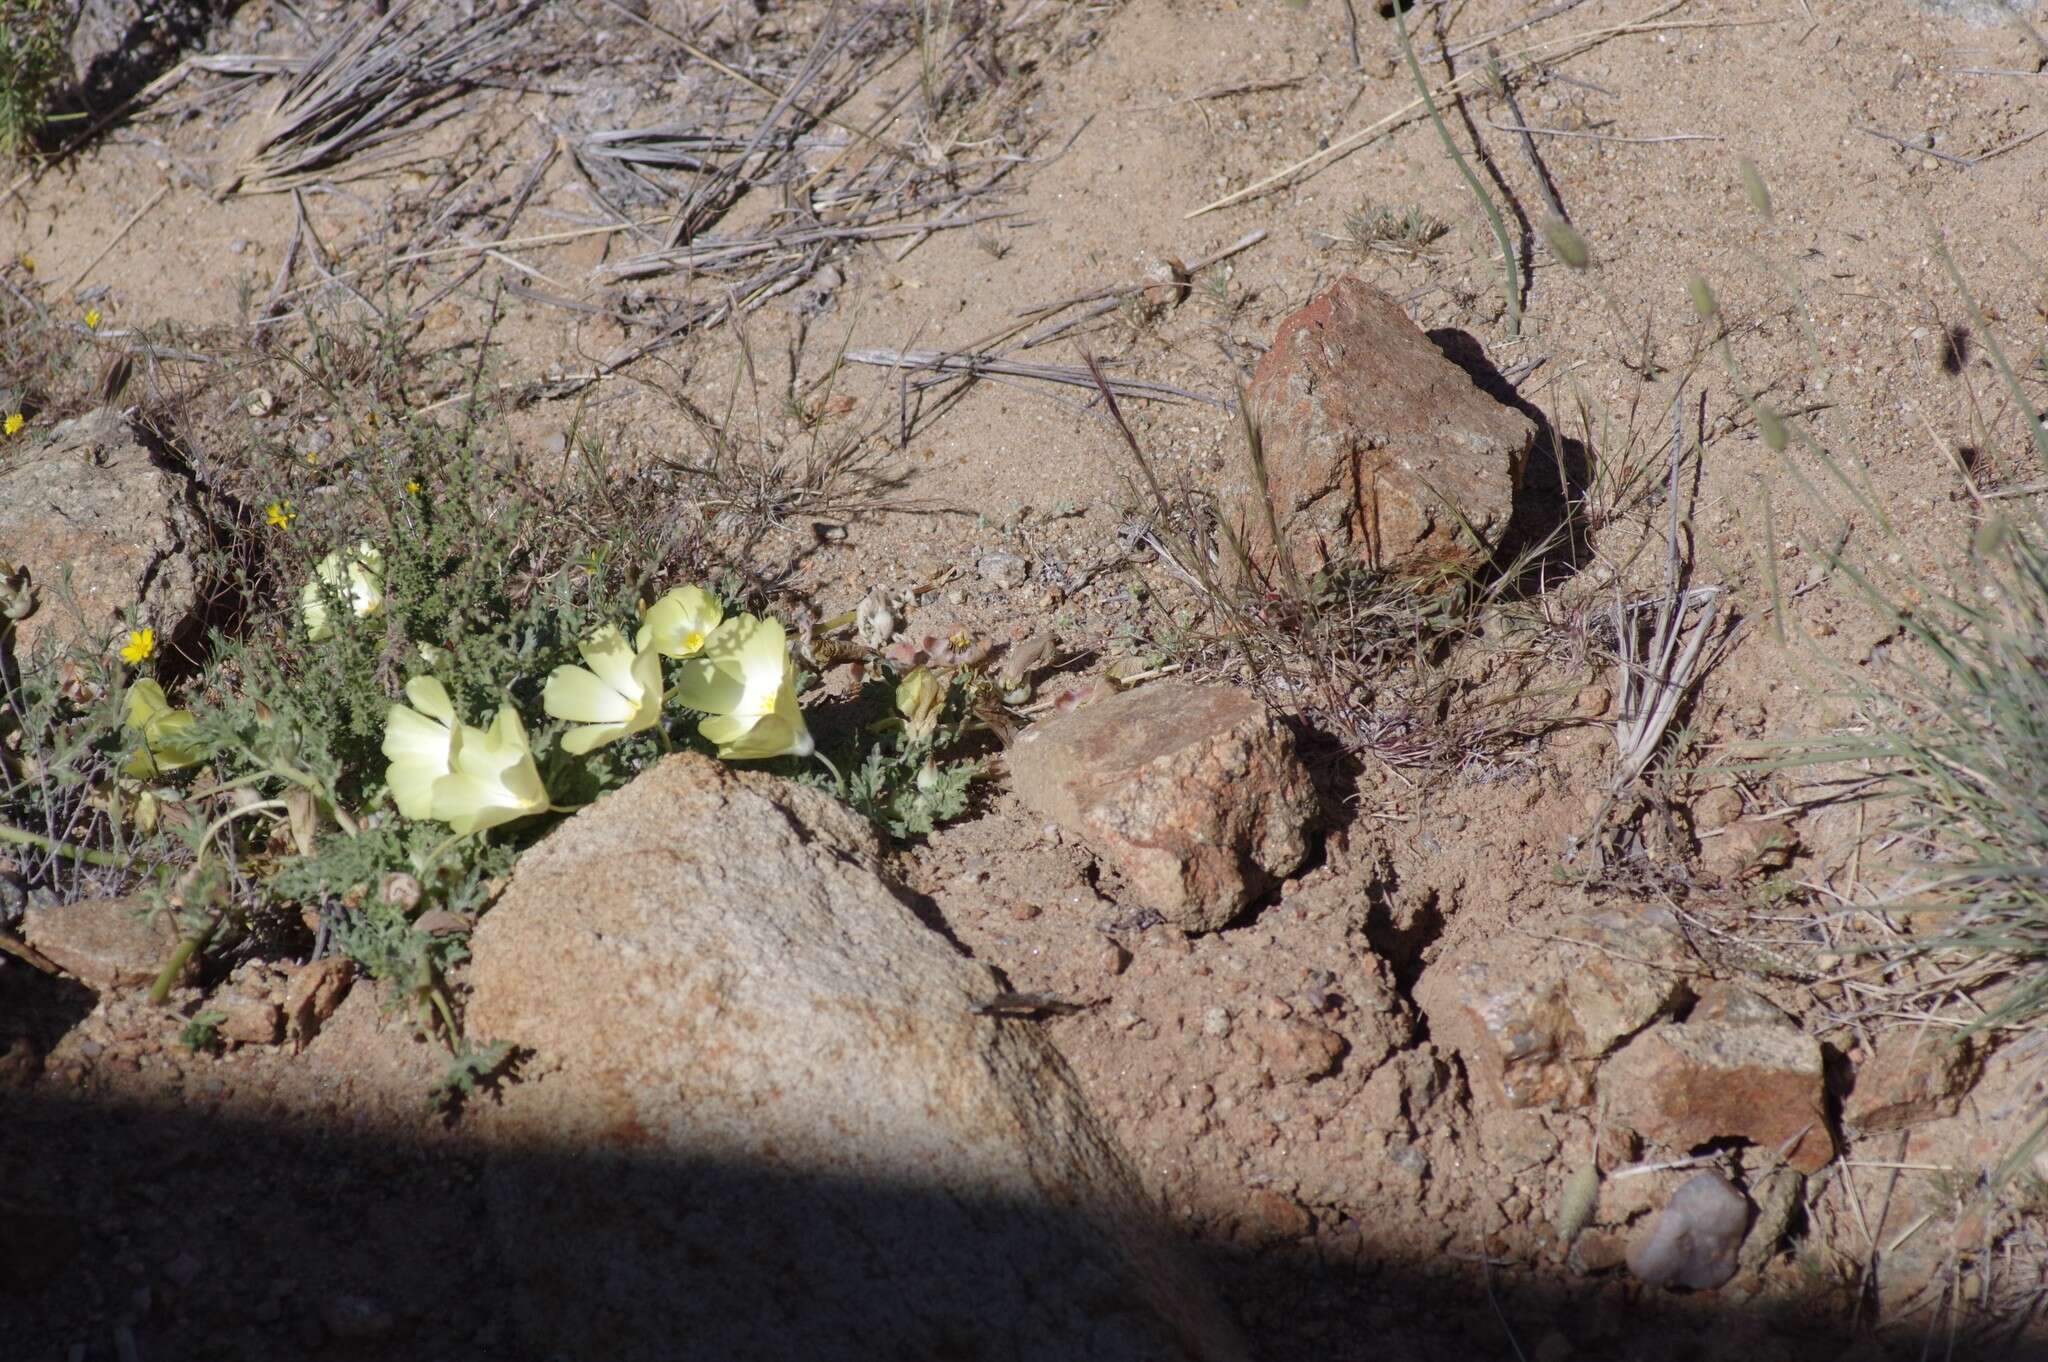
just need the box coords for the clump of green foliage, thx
[0,0,70,161]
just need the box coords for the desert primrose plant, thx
[0,321,991,1075]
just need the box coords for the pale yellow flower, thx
[675,614,813,760]
[895,666,944,741]
[300,543,385,641]
[118,627,155,665]
[381,676,461,821]
[636,585,723,659]
[3,412,21,437]
[122,680,203,778]
[382,676,549,833]
[84,309,101,331]
[542,625,663,754]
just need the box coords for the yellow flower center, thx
[683,630,705,653]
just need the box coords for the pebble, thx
[977,551,1029,589]
[1202,1006,1233,1038]
[1009,902,1041,922]
[228,238,249,255]
[1098,937,1131,976]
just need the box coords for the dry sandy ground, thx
[6,0,2048,1357]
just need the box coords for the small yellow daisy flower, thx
[304,451,318,465]
[84,309,101,331]
[119,628,155,665]
[265,500,296,530]
[18,254,33,273]
[3,412,21,437]
[404,479,421,495]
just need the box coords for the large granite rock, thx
[0,410,221,663]
[465,754,1247,1362]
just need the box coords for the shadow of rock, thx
[1427,328,1592,579]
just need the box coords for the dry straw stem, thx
[1187,1,1758,217]
[841,348,1223,407]
[223,0,540,196]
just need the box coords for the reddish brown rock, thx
[1234,276,1536,576]
[1600,1022,1835,1173]
[284,955,357,1048]
[1243,1188,1313,1242]
[1254,1017,1346,1083]
[1845,1031,1981,1133]
[18,896,186,993]
[1009,681,1316,933]
[213,987,283,1047]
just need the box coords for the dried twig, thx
[843,349,1223,406]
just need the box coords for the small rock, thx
[1255,1017,1345,1082]
[1477,1108,1560,1174]
[1009,902,1041,922]
[0,1036,41,1089]
[1600,1021,1835,1172]
[1243,1188,1312,1242]
[19,897,185,993]
[1693,786,1746,832]
[1573,1229,1629,1274]
[976,551,1029,589]
[1574,683,1611,718]
[1097,937,1131,977]
[1009,682,1317,933]
[1689,982,1795,1030]
[319,1293,395,1340]
[1845,1031,1981,1133]
[1738,1168,1804,1271]
[1233,276,1536,576]
[1700,820,1798,880]
[1202,1006,1233,1039]
[212,988,283,1047]
[284,956,356,1047]
[1627,1172,1751,1290]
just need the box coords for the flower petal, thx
[579,626,640,696]
[382,704,454,765]
[559,722,631,755]
[638,586,723,657]
[544,664,637,725]
[674,655,746,715]
[403,676,457,724]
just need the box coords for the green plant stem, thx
[149,912,218,1005]
[813,749,845,795]
[0,821,129,869]
[1392,3,1521,337]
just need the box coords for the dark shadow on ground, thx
[43,2,232,152]
[6,1075,2033,1362]
[1426,328,1593,581]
